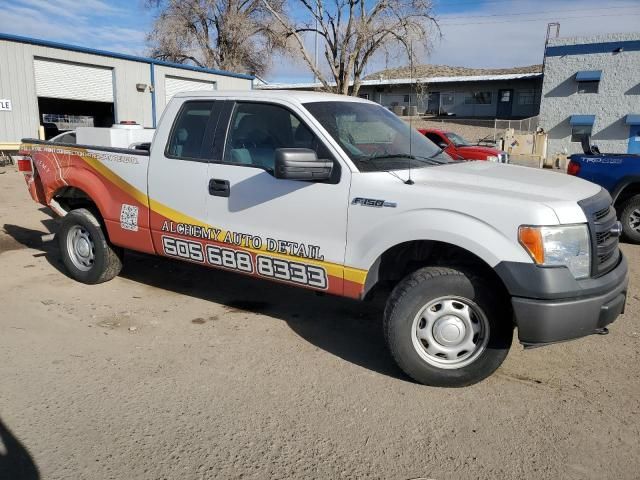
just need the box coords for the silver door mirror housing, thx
[274,148,333,181]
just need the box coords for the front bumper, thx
[496,254,628,346]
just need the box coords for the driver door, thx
[204,100,353,296]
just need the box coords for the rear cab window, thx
[165,101,218,161]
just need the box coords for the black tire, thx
[58,208,123,284]
[620,194,640,244]
[384,266,513,387]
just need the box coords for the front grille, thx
[579,190,620,277]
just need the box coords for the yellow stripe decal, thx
[28,144,368,285]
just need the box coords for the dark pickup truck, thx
[568,138,640,242]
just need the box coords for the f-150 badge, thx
[351,197,397,208]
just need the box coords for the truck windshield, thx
[304,101,451,172]
[446,132,471,147]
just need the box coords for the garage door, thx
[165,76,216,104]
[34,58,114,102]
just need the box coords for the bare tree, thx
[262,0,437,95]
[146,0,287,76]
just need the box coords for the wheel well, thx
[54,187,99,214]
[365,240,509,301]
[53,187,107,235]
[614,183,640,211]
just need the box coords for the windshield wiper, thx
[363,152,446,165]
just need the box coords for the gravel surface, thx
[1,166,639,479]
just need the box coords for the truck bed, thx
[20,138,155,254]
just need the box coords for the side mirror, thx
[274,148,333,181]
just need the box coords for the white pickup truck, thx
[17,91,628,387]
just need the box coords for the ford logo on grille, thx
[610,221,623,238]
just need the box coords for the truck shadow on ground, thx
[2,220,408,382]
[122,252,408,381]
[0,418,40,480]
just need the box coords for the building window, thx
[577,81,599,94]
[442,92,455,105]
[575,70,602,94]
[571,125,593,142]
[517,89,535,105]
[403,95,410,103]
[359,93,369,100]
[464,91,492,104]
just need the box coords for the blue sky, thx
[1,0,639,83]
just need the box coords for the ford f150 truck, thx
[17,91,628,387]
[418,128,508,162]
[568,144,640,243]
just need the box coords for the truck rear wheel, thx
[620,194,640,244]
[384,266,512,387]
[58,208,123,284]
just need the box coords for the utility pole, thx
[313,4,319,83]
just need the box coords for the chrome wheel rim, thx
[66,225,95,271]
[628,209,640,233]
[411,296,489,369]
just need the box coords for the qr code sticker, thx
[120,204,139,232]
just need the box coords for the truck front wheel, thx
[384,266,513,387]
[58,208,123,284]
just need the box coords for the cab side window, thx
[223,102,327,171]
[166,101,215,160]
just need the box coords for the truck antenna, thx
[406,40,414,185]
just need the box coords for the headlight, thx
[486,155,498,162]
[518,225,591,279]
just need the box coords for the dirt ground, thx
[0,166,639,480]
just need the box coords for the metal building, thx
[0,33,253,151]
[539,32,640,156]
[258,64,543,119]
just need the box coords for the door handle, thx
[209,179,230,197]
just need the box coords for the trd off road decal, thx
[160,221,328,290]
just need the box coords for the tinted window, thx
[166,101,215,160]
[464,91,492,104]
[577,81,599,94]
[425,132,445,145]
[223,102,327,172]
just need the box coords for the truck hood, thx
[406,161,602,223]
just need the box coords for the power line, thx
[436,0,634,6]
[441,5,638,20]
[439,11,640,26]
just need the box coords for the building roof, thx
[0,32,254,81]
[364,64,542,81]
[259,72,543,90]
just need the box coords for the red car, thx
[418,128,508,163]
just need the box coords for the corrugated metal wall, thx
[154,64,250,116]
[0,39,252,145]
